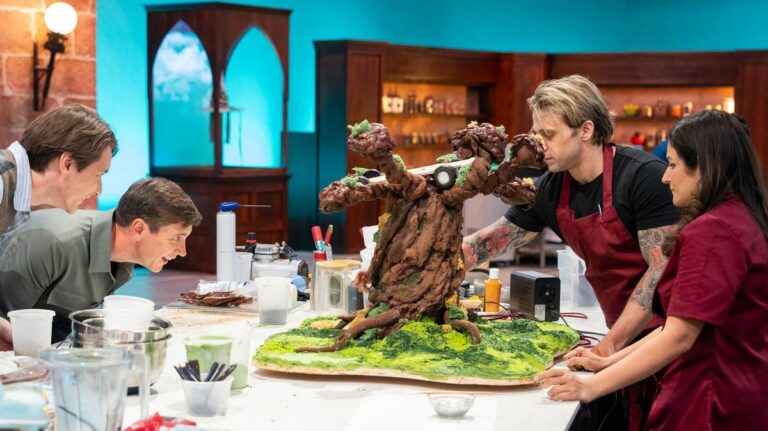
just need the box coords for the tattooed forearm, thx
[462,217,539,269]
[631,225,677,309]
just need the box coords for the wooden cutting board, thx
[156,304,258,328]
[255,361,542,386]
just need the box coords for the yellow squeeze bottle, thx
[484,268,501,312]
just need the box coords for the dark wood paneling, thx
[549,50,768,182]
[316,41,505,252]
[737,59,768,180]
[385,46,498,84]
[494,54,548,134]
[316,42,768,251]
[343,50,383,252]
[164,175,288,273]
[550,52,740,86]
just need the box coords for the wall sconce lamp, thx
[33,2,78,111]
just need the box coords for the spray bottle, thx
[216,202,270,281]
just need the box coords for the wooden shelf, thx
[382,112,485,119]
[397,144,452,149]
[615,116,682,122]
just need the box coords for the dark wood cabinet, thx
[547,51,768,177]
[316,45,768,253]
[315,41,545,252]
[147,3,291,272]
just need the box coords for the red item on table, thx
[125,412,196,431]
[313,251,327,261]
[311,225,325,250]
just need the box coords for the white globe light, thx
[44,2,78,35]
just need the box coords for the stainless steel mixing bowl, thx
[69,309,172,387]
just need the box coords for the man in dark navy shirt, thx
[463,75,679,356]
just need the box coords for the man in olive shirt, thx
[0,177,202,341]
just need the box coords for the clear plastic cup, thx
[234,252,254,282]
[184,335,233,378]
[225,326,253,389]
[181,377,233,417]
[7,309,55,357]
[255,277,292,325]
[102,295,155,331]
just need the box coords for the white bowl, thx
[428,393,475,418]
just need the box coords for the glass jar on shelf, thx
[406,94,417,114]
[381,90,393,114]
[391,92,404,114]
[425,96,434,114]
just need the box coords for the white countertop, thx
[123,304,608,430]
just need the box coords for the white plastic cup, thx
[361,225,378,249]
[181,377,233,417]
[7,309,55,357]
[359,248,374,271]
[254,277,292,325]
[233,252,253,282]
[224,326,253,390]
[573,273,598,307]
[102,295,155,331]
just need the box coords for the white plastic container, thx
[573,272,598,308]
[233,252,253,282]
[7,309,55,357]
[102,295,155,331]
[557,247,598,309]
[181,377,233,417]
[254,277,293,325]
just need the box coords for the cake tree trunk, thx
[298,122,544,353]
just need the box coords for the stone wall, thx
[0,0,96,147]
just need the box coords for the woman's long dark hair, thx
[662,110,768,255]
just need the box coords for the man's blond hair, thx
[527,75,614,146]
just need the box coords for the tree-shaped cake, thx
[298,121,544,352]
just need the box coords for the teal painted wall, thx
[96,0,768,210]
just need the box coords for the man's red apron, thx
[555,144,659,430]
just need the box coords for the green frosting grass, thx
[455,163,473,188]
[339,176,359,188]
[436,153,459,163]
[392,154,406,170]
[348,120,373,137]
[254,316,579,382]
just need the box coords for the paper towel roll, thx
[216,211,236,253]
[217,251,235,281]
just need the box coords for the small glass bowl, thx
[428,393,475,419]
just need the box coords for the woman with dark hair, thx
[536,110,768,430]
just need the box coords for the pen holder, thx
[181,377,233,417]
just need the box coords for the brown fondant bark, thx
[179,291,253,307]
[299,123,544,352]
